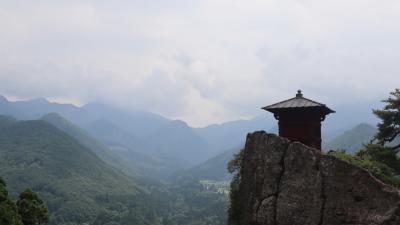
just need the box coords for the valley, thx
[0,95,384,224]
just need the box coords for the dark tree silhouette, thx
[16,189,49,225]
[373,88,400,152]
[0,177,23,225]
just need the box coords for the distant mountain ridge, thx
[142,120,210,164]
[0,94,383,173]
[195,115,275,155]
[324,123,376,153]
[84,118,142,148]
[0,96,207,172]
[0,95,276,170]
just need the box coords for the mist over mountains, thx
[0,95,382,177]
[0,95,273,173]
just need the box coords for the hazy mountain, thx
[0,96,20,117]
[324,123,377,153]
[195,115,275,155]
[173,147,241,181]
[12,98,80,120]
[142,120,210,165]
[84,118,202,175]
[0,96,170,137]
[322,102,382,140]
[0,95,386,168]
[41,113,136,176]
[83,118,142,149]
[80,103,170,138]
[42,113,183,179]
[0,118,143,224]
[0,96,195,171]
[41,113,116,162]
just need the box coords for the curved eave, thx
[262,105,335,115]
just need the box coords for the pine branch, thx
[391,143,400,153]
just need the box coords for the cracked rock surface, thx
[237,131,400,225]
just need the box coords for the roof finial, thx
[296,89,303,98]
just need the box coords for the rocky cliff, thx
[231,131,400,225]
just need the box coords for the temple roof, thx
[262,90,335,114]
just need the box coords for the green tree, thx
[357,144,400,174]
[0,177,23,225]
[373,88,400,152]
[329,147,400,187]
[16,189,49,225]
[227,149,244,225]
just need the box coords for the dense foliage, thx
[373,88,400,152]
[92,179,228,225]
[328,145,400,187]
[227,149,244,225]
[0,177,49,225]
[0,177,22,225]
[17,189,49,225]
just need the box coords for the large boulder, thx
[234,131,400,225]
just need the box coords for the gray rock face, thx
[237,131,400,225]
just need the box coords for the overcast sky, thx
[0,0,399,127]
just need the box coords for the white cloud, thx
[0,0,399,126]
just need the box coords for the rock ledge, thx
[236,131,400,225]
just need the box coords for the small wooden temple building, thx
[262,90,334,150]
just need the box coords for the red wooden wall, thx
[276,109,323,150]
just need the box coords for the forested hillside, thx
[0,116,228,224]
[41,113,174,179]
[0,117,145,224]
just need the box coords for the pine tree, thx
[0,177,23,225]
[16,189,49,225]
[373,88,400,152]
